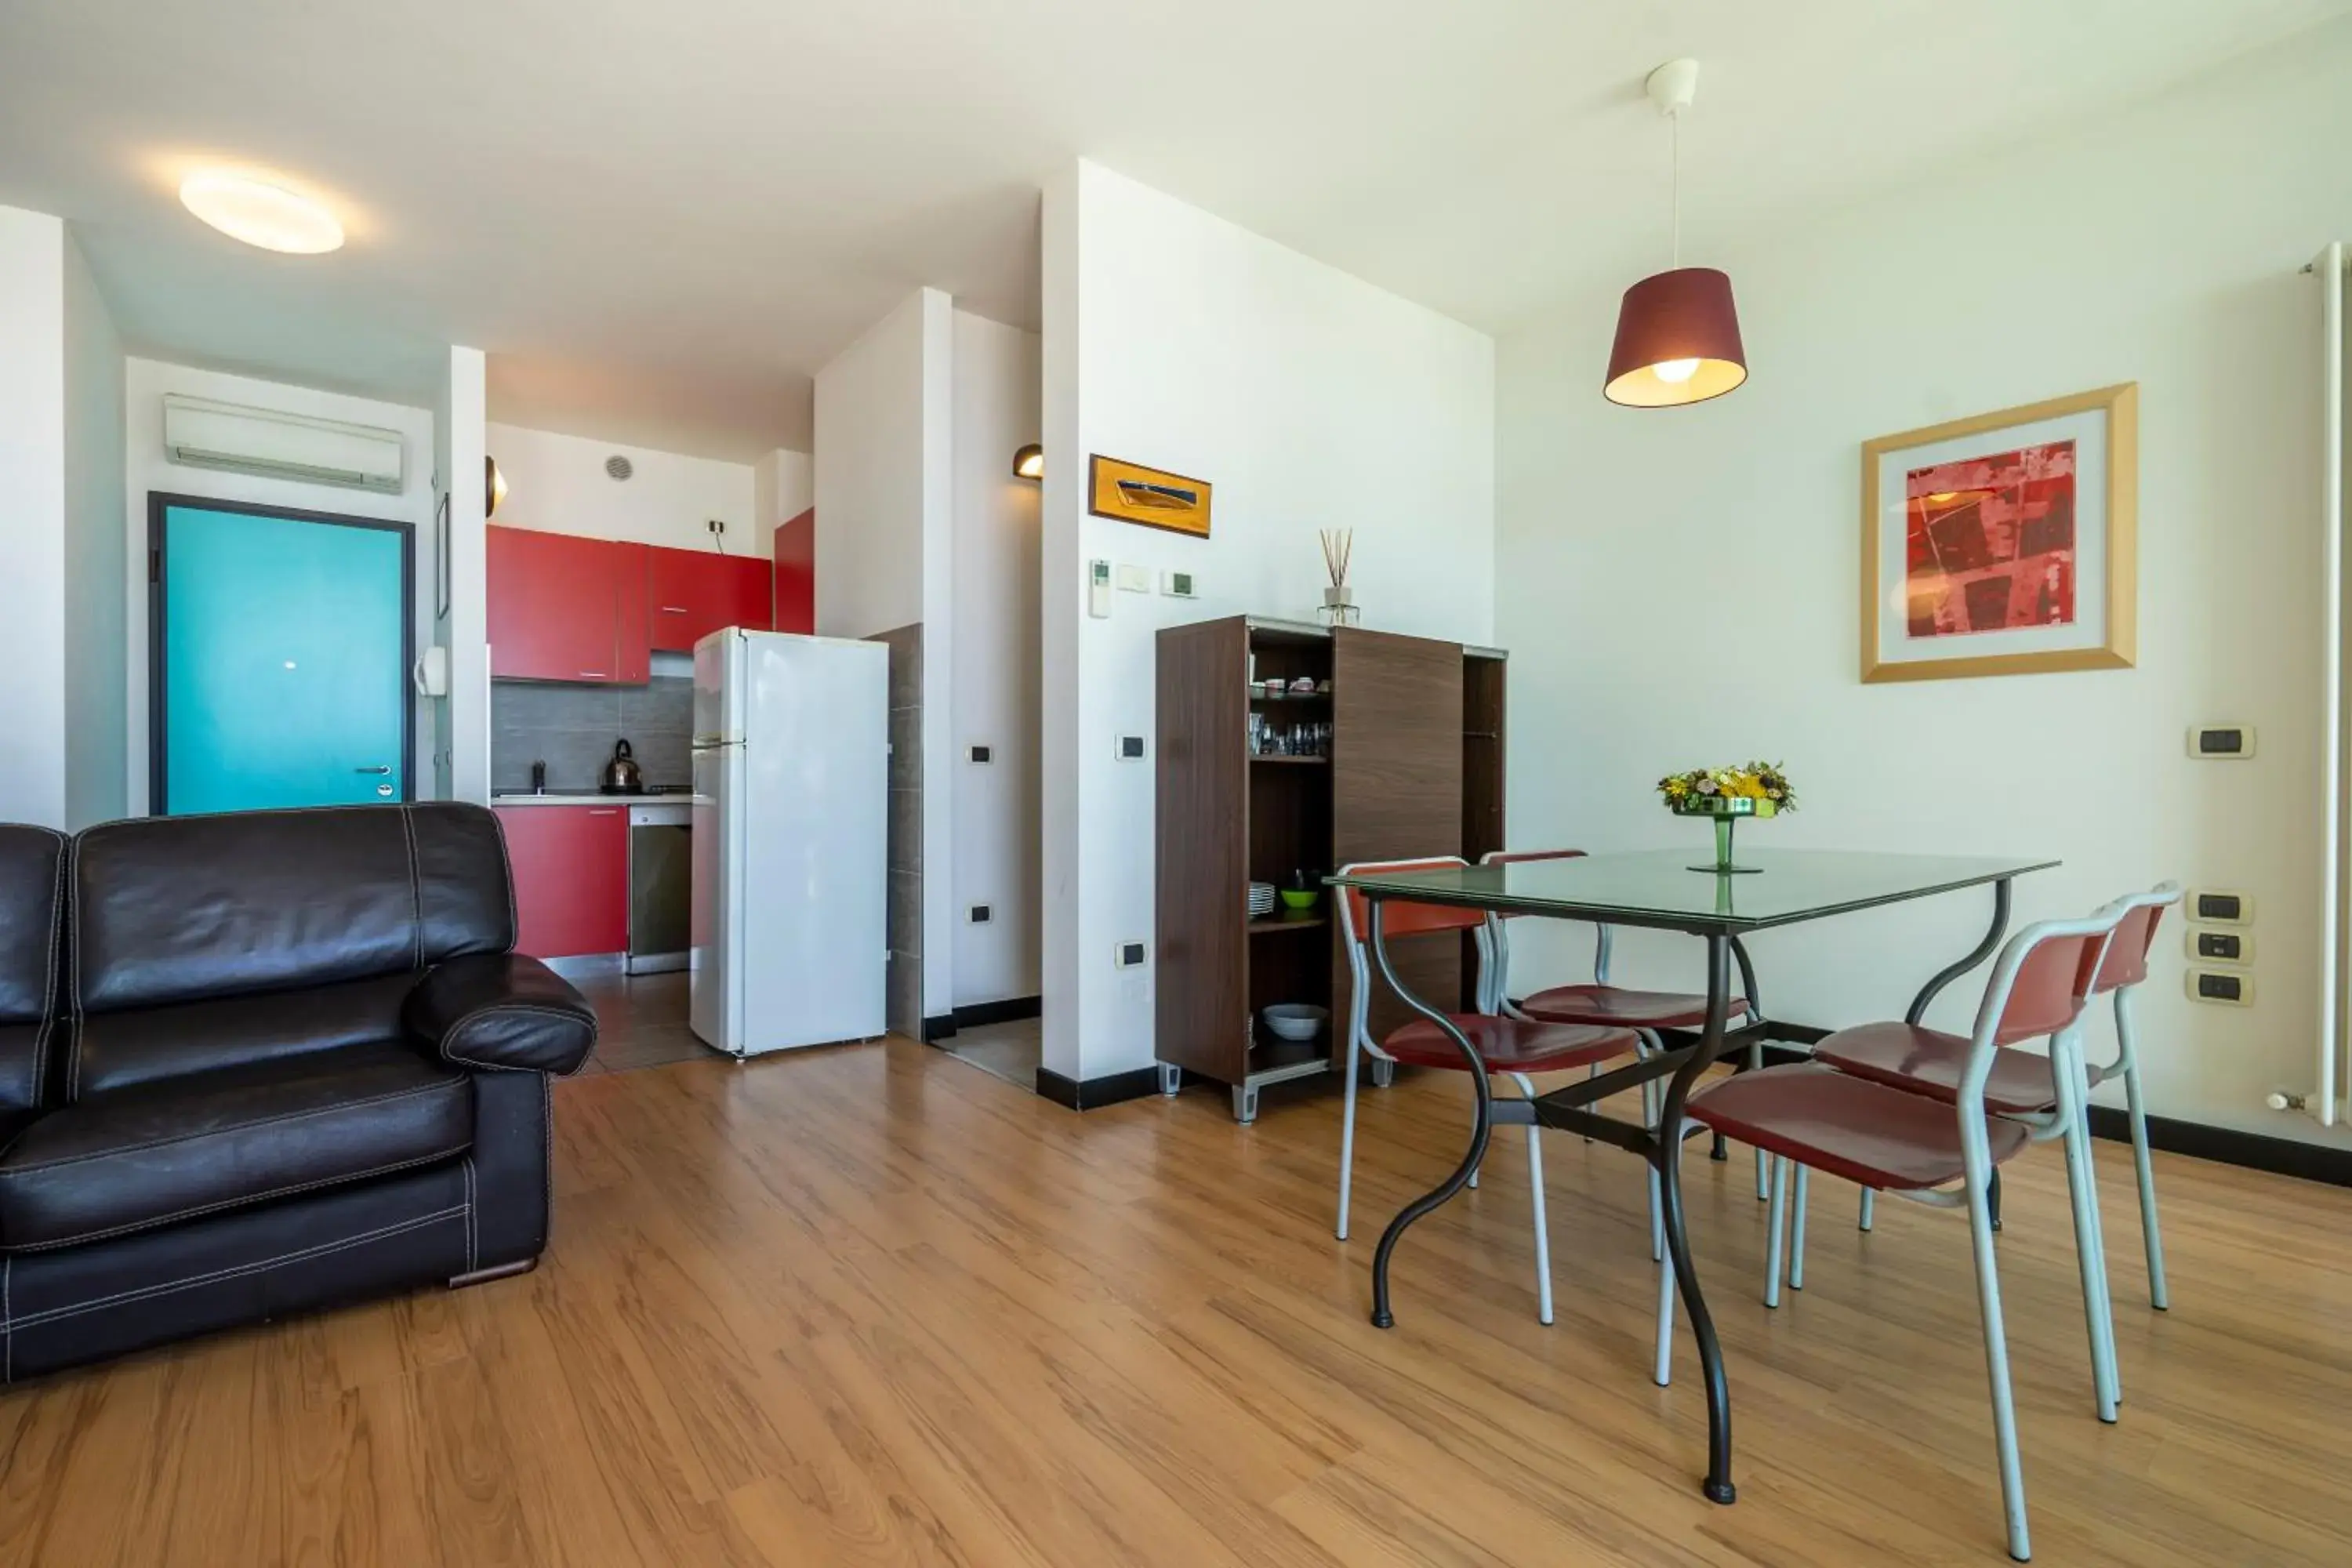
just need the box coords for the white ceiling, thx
[4,0,2344,461]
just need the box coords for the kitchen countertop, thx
[491,793,710,808]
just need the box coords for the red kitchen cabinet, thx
[647,545,774,652]
[613,543,651,684]
[488,525,634,683]
[496,804,629,958]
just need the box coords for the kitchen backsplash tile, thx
[492,677,693,792]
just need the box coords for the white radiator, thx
[2321,241,2349,1127]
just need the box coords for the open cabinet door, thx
[1156,616,1251,1082]
[1330,627,1464,1056]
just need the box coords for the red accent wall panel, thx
[496,805,629,957]
[773,508,815,634]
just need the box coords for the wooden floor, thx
[5,1039,2350,1566]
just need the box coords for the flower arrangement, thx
[1658,762,1797,817]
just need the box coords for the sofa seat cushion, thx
[0,1045,472,1252]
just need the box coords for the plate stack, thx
[1247,881,1277,920]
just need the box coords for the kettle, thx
[601,739,644,794]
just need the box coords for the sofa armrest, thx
[404,954,597,1076]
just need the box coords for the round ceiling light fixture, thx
[1602,59,1748,408]
[177,170,345,255]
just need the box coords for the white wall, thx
[1495,23,2352,1145]
[63,228,126,828]
[950,310,1043,1007]
[123,358,437,815]
[445,347,490,804]
[814,287,958,1022]
[753,447,815,546]
[0,205,67,827]
[1040,160,1497,1082]
[485,423,762,557]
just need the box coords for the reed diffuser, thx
[1318,529,1359,626]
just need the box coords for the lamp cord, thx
[1669,109,1681,270]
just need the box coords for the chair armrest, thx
[404,954,597,1075]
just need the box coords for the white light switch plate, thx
[1116,563,1151,593]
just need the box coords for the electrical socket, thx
[1114,940,1147,969]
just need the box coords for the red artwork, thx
[1904,440,2076,639]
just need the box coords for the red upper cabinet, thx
[773,508,815,634]
[613,543,651,684]
[647,545,774,652]
[488,526,627,683]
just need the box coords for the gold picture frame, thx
[1860,383,2137,684]
[1088,455,1212,539]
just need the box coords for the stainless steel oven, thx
[626,803,692,974]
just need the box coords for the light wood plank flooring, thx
[5,1038,2350,1566]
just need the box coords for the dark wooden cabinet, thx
[647,545,774,652]
[1154,616,1505,1120]
[496,804,630,957]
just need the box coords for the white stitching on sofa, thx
[2,1143,473,1253]
[0,1080,463,1175]
[462,1155,477,1273]
[399,804,423,971]
[24,829,67,1114]
[67,831,83,1103]
[2,1203,468,1332]
[481,808,521,955]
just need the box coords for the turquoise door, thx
[155,499,412,815]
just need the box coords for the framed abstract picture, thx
[1089,455,1212,539]
[1860,383,2136,683]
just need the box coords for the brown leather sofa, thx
[0,803,595,1383]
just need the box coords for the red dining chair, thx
[1810,884,2179,1309]
[1334,858,1646,1329]
[1679,901,2131,1563]
[1479,849,1772,1205]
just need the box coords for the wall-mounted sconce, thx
[486,455,508,517]
[1012,443,1044,481]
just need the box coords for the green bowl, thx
[1279,887,1320,911]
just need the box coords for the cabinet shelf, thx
[1250,753,1329,765]
[1246,913,1327,935]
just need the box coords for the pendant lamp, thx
[1604,58,1747,408]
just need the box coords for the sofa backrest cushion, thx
[71,803,514,1017]
[0,826,67,1112]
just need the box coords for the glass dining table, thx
[1325,848,2059,1508]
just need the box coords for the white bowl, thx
[1261,1004,1328,1043]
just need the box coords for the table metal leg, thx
[1907,877,2013,1025]
[1655,932,1737,1504]
[1908,877,2014,1231]
[1367,896,1494,1331]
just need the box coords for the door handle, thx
[659,605,690,614]
[578,670,609,680]
[354,766,392,775]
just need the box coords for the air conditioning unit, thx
[161,394,405,494]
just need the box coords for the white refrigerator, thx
[689,630,889,1056]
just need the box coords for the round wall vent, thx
[604,454,634,481]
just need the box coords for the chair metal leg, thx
[1509,1073,1555,1326]
[1962,1160,2033,1562]
[1858,1187,1875,1232]
[1335,1040,1363,1241]
[1654,1120,1681,1386]
[1750,1040,1769,1200]
[1788,1164,1809,1292]
[2117,994,2169,1310]
[1762,1156,1788,1308]
[2054,1032,2119,1423]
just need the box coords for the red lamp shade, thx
[1603,266,1747,408]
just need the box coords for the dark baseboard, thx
[2082,1105,2352,1188]
[950,995,1042,1032]
[921,1014,956,1043]
[1754,1040,2352,1189]
[1036,1065,1163,1111]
